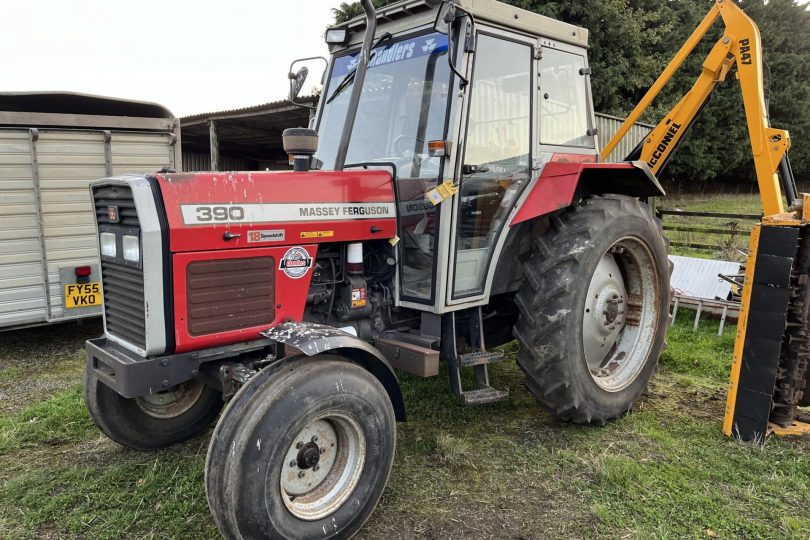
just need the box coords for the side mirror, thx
[286,56,327,109]
[433,1,470,87]
[433,2,457,35]
[288,66,309,102]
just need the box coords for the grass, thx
[0,386,94,454]
[0,320,99,416]
[0,193,798,538]
[0,367,24,383]
[0,311,808,539]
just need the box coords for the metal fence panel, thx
[595,113,654,162]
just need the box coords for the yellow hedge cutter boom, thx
[603,0,810,440]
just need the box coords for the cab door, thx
[446,30,535,304]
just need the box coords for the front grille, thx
[186,257,275,336]
[93,184,146,350]
[100,261,145,347]
[94,185,140,226]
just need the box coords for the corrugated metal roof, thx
[669,255,741,300]
[182,98,652,153]
[181,96,317,125]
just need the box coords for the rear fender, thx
[262,322,406,421]
[511,161,665,225]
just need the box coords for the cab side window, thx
[539,48,591,147]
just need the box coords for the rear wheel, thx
[83,366,223,450]
[513,195,670,424]
[206,356,395,540]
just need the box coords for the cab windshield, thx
[316,32,451,177]
[316,32,452,302]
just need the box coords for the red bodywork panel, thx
[172,245,316,353]
[511,162,644,225]
[153,170,396,352]
[156,170,397,252]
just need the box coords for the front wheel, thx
[83,367,223,450]
[513,194,670,424]
[206,356,396,539]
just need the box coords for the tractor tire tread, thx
[513,194,669,425]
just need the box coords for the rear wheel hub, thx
[582,237,660,392]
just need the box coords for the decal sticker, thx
[739,38,752,65]
[300,230,334,239]
[247,230,285,243]
[648,122,682,167]
[333,34,449,77]
[279,247,312,279]
[351,287,367,308]
[180,202,396,225]
[399,198,433,216]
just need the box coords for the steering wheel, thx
[392,135,424,158]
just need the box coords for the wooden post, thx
[209,120,219,172]
[718,305,728,337]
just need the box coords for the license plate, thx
[64,282,103,308]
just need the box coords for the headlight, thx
[325,27,348,45]
[122,235,140,262]
[100,232,116,257]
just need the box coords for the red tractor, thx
[84,0,670,537]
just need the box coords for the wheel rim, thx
[134,380,205,419]
[582,236,661,392]
[280,413,366,521]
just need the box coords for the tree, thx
[332,0,810,185]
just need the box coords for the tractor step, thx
[458,350,504,367]
[460,386,509,406]
[441,306,508,406]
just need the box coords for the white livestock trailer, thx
[0,92,180,330]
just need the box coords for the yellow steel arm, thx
[601,0,790,217]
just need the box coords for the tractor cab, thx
[290,0,598,311]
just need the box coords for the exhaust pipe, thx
[333,0,377,171]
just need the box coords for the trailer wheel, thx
[206,356,395,539]
[83,367,222,450]
[513,194,670,424]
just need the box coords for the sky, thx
[5,1,810,120]
[0,0,344,117]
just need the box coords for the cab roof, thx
[336,0,588,48]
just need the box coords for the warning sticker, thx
[279,247,312,279]
[247,230,285,243]
[300,231,334,239]
[351,288,367,308]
